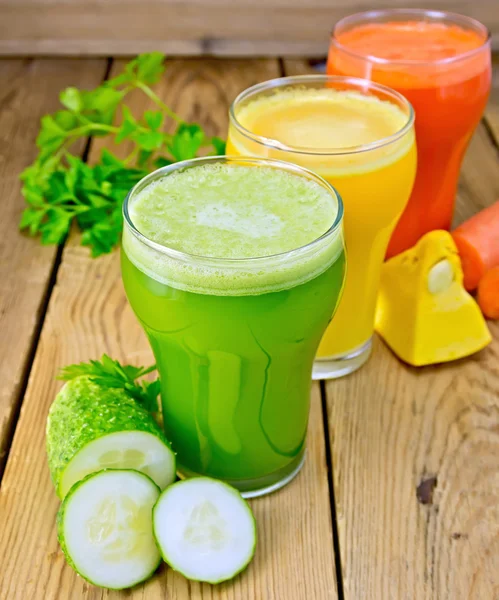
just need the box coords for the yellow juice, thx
[227,83,416,367]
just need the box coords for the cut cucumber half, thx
[47,376,176,498]
[58,469,161,590]
[153,477,256,583]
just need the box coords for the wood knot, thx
[416,476,437,505]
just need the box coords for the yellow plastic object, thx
[375,230,491,366]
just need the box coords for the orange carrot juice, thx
[227,77,416,378]
[328,10,491,257]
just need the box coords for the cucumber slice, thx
[58,469,161,590]
[47,376,175,498]
[153,477,256,583]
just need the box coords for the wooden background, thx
[0,0,498,56]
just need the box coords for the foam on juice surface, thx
[336,22,486,62]
[330,22,490,89]
[231,89,414,176]
[240,89,406,149]
[123,163,343,296]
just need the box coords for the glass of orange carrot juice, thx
[227,76,416,378]
[328,9,491,258]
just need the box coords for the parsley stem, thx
[136,83,183,123]
[139,364,157,376]
[54,144,70,163]
[124,146,140,165]
[85,123,120,135]
[63,123,119,139]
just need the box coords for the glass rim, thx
[123,155,344,265]
[330,9,491,67]
[229,74,415,156]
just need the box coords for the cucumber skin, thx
[57,469,161,590]
[152,477,257,584]
[47,376,174,499]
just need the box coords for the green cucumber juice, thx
[122,158,345,496]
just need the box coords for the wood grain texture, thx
[0,58,106,475]
[326,334,499,600]
[454,123,499,223]
[0,58,339,600]
[284,55,499,599]
[0,0,498,56]
[484,53,499,147]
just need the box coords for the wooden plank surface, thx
[0,58,106,474]
[485,53,499,145]
[0,0,498,56]
[0,58,339,600]
[299,66,499,598]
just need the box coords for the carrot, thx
[477,267,499,320]
[451,200,499,291]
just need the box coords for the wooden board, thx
[0,58,339,600]
[326,333,499,600]
[0,0,498,56]
[0,58,106,475]
[485,53,499,146]
[281,63,499,598]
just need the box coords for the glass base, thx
[177,449,306,499]
[312,337,372,380]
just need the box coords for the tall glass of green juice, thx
[122,157,345,497]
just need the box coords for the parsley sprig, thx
[59,354,160,413]
[20,53,225,256]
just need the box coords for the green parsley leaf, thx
[130,52,166,85]
[36,115,66,152]
[19,207,46,235]
[211,136,226,155]
[154,156,173,169]
[81,208,123,257]
[40,208,72,245]
[135,130,164,151]
[100,148,124,167]
[137,148,154,167]
[115,105,138,143]
[144,110,163,130]
[168,123,205,161]
[59,354,160,413]
[80,87,124,127]
[59,87,83,112]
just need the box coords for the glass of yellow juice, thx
[227,76,416,379]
